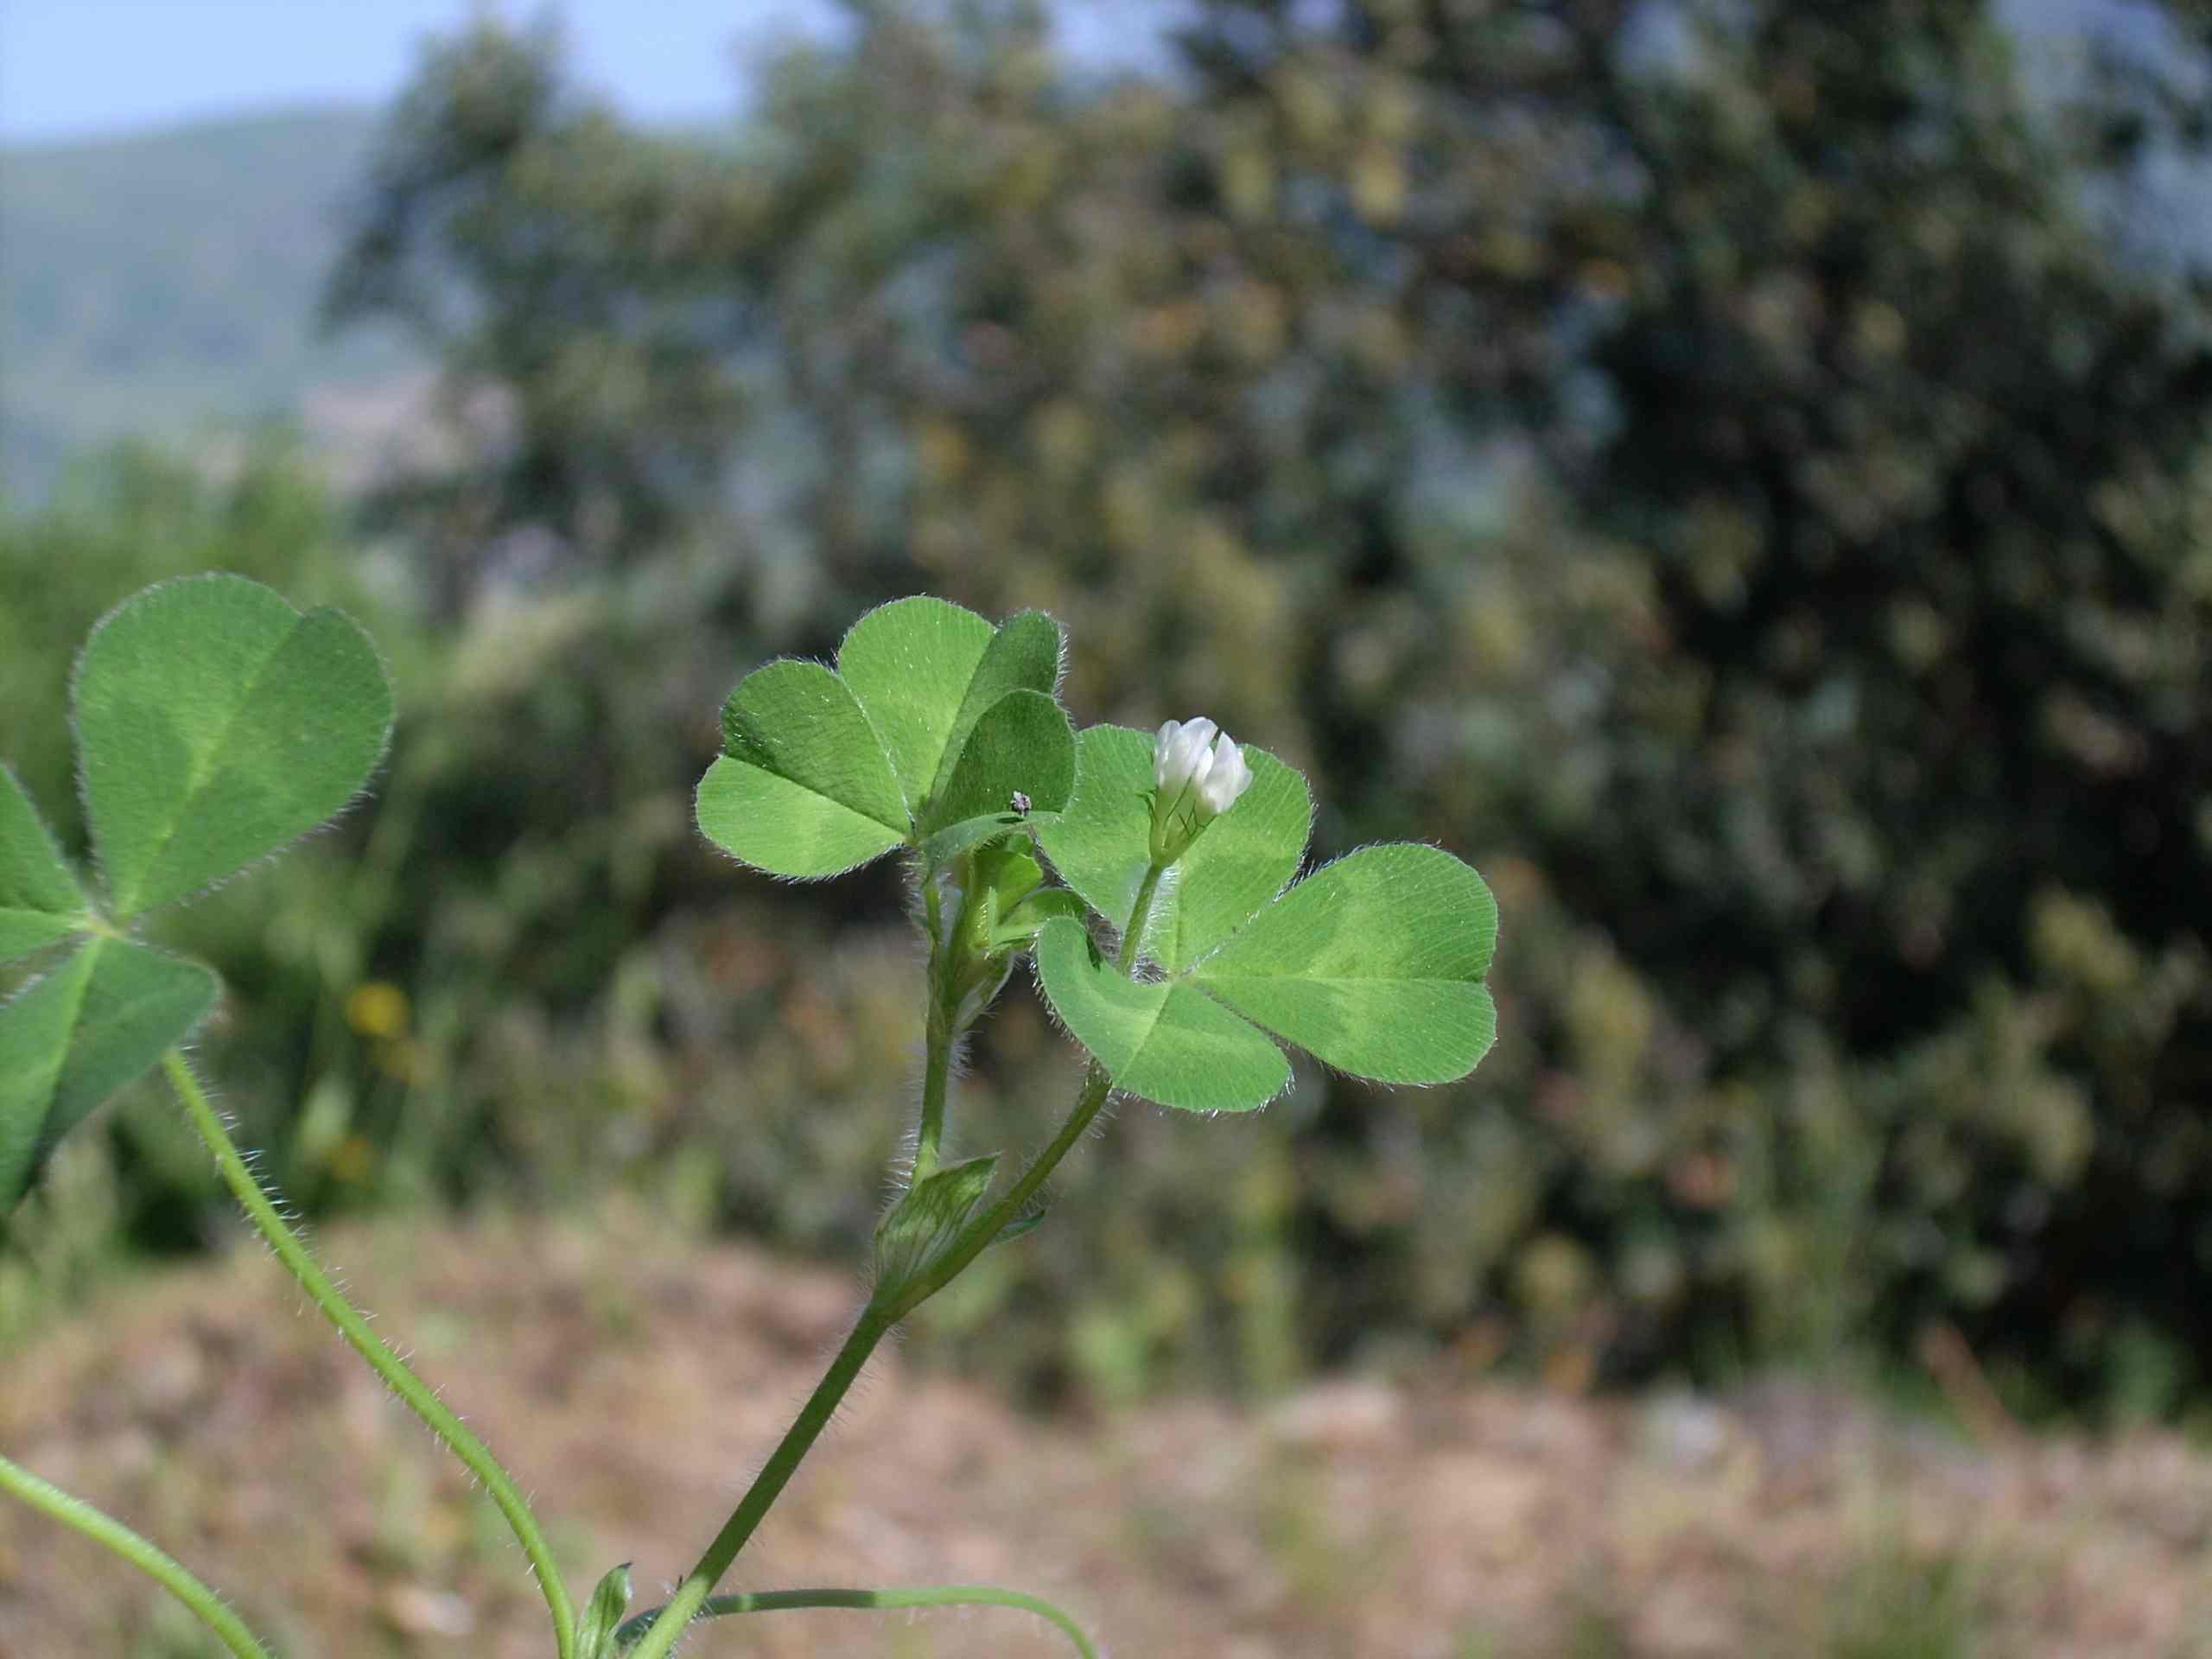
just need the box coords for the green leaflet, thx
[0,938,219,1212]
[701,661,910,878]
[73,575,394,918]
[928,690,1076,837]
[836,597,998,816]
[0,763,87,965]
[1194,844,1498,1084]
[697,599,1075,879]
[1033,918,1290,1111]
[1035,724,1498,1111]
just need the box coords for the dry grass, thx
[3,1205,2210,1658]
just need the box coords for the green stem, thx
[625,1310,893,1659]
[1118,861,1166,976]
[0,1452,276,1659]
[628,861,1167,1659]
[160,1051,577,1659]
[615,1583,1097,1657]
[914,1007,953,1182]
[882,861,1165,1324]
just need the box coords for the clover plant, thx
[0,582,1497,1656]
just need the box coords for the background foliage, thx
[6,0,2212,1420]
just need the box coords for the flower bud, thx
[1150,715,1255,863]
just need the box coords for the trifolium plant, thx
[0,582,1497,1657]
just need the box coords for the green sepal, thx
[0,763,90,965]
[0,937,219,1213]
[578,1562,634,1659]
[874,1151,999,1306]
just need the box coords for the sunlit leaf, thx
[1196,844,1497,1084]
[73,575,393,917]
[1033,917,1289,1111]
[699,660,909,878]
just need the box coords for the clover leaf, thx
[695,597,1076,878]
[0,574,394,1215]
[1036,725,1497,1112]
[75,574,395,918]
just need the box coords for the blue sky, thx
[0,1,1179,145]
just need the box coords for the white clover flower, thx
[1151,715,1255,863]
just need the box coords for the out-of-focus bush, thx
[11,0,2212,1414]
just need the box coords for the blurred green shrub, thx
[11,0,2212,1413]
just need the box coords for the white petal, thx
[1154,720,1184,788]
[1188,741,1217,800]
[1196,734,1249,814]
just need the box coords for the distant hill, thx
[0,107,424,498]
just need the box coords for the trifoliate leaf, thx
[0,764,88,965]
[1034,725,1498,1111]
[0,938,219,1213]
[1033,918,1290,1111]
[73,575,393,918]
[701,601,1073,880]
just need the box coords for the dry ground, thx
[3,1206,2209,1658]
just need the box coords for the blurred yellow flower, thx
[345,982,410,1040]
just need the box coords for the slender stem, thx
[625,1310,893,1659]
[884,861,1164,1322]
[1118,861,1167,976]
[629,861,1168,1659]
[0,1452,276,1659]
[160,1051,577,1659]
[615,1583,1098,1657]
[914,1007,953,1182]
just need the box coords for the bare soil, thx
[3,1206,2209,1657]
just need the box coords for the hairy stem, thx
[1118,861,1166,976]
[628,861,1166,1658]
[914,1007,954,1182]
[623,1310,892,1659]
[0,1452,276,1659]
[614,1583,1097,1657]
[883,859,1165,1318]
[161,1051,577,1659]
